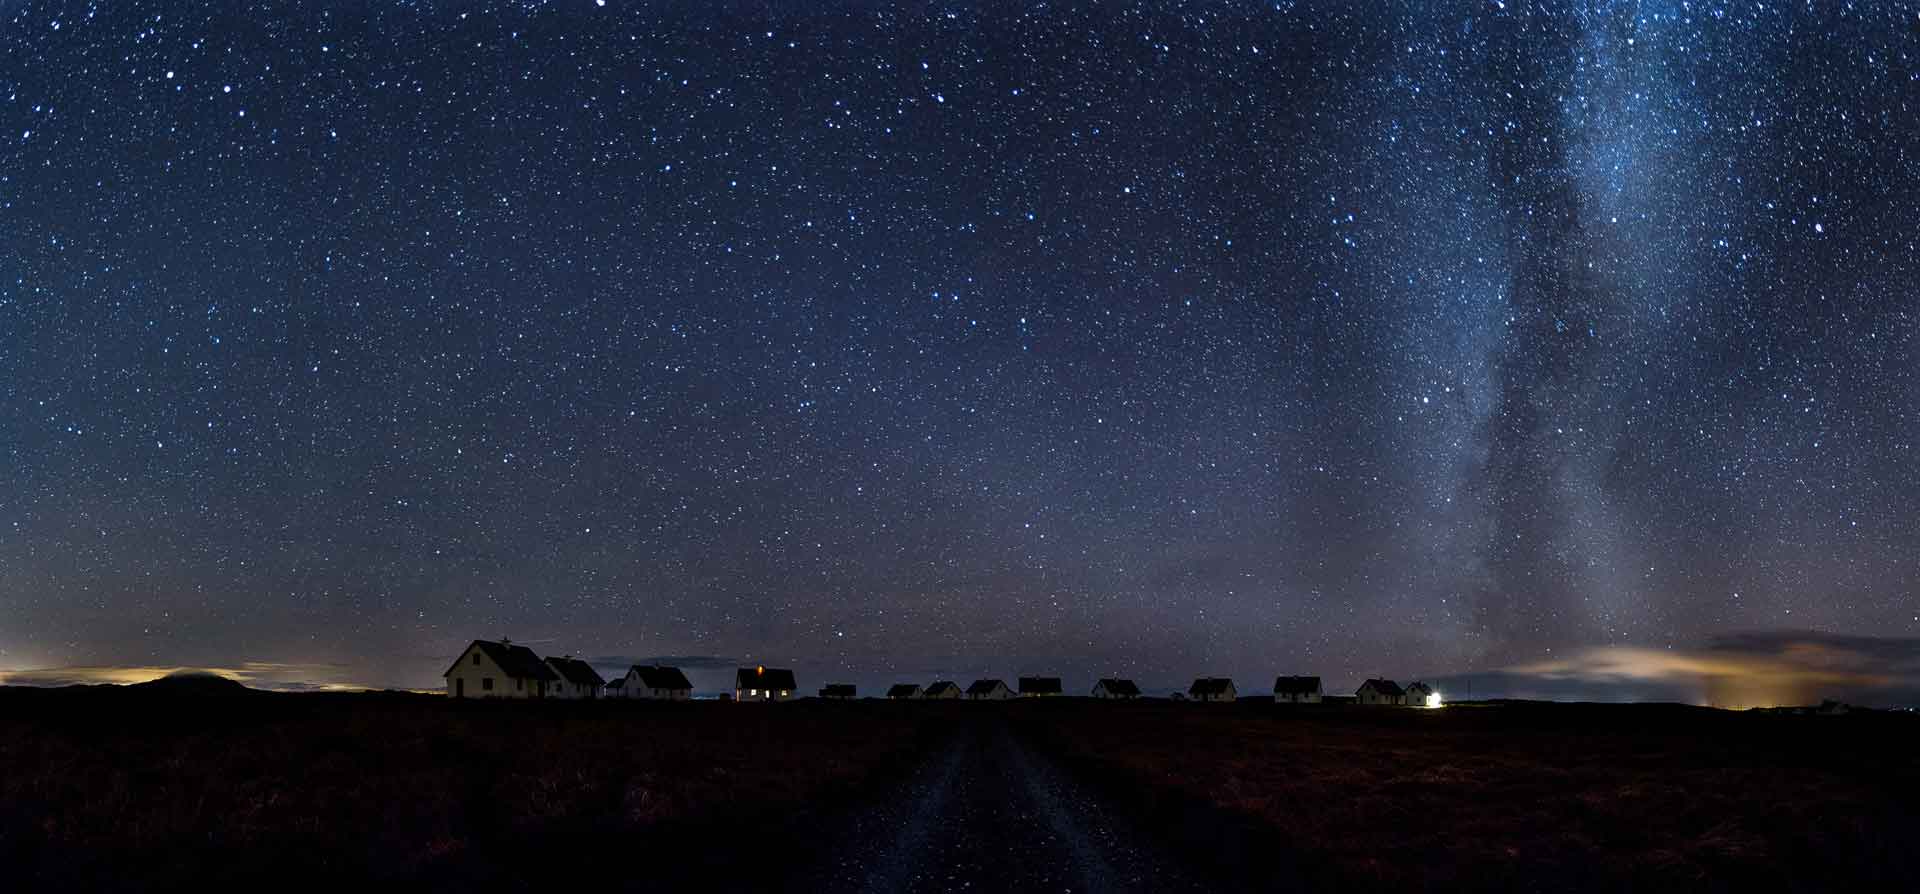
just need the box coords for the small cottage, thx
[923,680,962,700]
[622,665,693,700]
[1018,676,1063,697]
[820,683,857,699]
[1273,675,1322,704]
[1405,681,1437,707]
[735,666,798,702]
[445,639,560,699]
[545,656,606,699]
[966,679,1015,701]
[1091,678,1141,699]
[1189,677,1237,702]
[1357,678,1406,706]
[886,683,924,699]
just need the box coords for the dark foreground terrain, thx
[1017,700,1920,892]
[3,687,1915,892]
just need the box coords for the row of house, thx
[874,675,1440,706]
[444,640,1442,707]
[445,639,698,700]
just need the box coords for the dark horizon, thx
[4,3,1917,707]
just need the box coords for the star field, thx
[2,1,1917,693]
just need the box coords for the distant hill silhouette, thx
[127,672,254,696]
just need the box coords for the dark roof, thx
[1274,676,1322,694]
[966,679,1007,695]
[1360,678,1405,696]
[1189,677,1235,696]
[1018,676,1063,695]
[1405,681,1432,693]
[887,683,922,698]
[632,665,693,690]
[546,657,606,687]
[444,640,560,681]
[925,681,959,696]
[820,684,857,697]
[1095,678,1141,696]
[736,667,798,691]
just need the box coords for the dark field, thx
[1015,700,1920,892]
[0,686,942,892]
[2,689,1915,892]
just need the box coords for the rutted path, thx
[784,718,1207,893]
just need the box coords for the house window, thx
[473,653,481,666]
[482,677,494,691]
[517,679,524,691]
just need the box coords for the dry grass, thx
[1014,700,1920,892]
[0,688,941,891]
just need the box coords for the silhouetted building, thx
[1189,677,1237,702]
[1273,676,1322,704]
[735,666,798,702]
[1092,678,1141,699]
[1357,678,1406,706]
[924,680,962,699]
[444,639,559,699]
[1018,676,1063,697]
[966,679,1015,700]
[620,665,693,700]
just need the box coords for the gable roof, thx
[632,665,693,690]
[887,683,922,698]
[546,657,606,687]
[444,640,560,681]
[1359,678,1405,696]
[966,679,1007,695]
[925,681,959,696]
[820,684,857,697]
[736,666,798,691]
[1274,675,1322,695]
[1189,677,1235,696]
[1095,678,1141,696]
[1405,681,1433,694]
[1018,676,1063,695]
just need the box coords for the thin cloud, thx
[0,662,382,692]
[1456,631,1920,708]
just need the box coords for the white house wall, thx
[446,645,542,699]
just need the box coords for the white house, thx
[1405,681,1438,708]
[444,639,560,699]
[1189,677,1237,702]
[545,656,605,699]
[1357,678,1406,705]
[735,666,797,702]
[923,680,962,700]
[1091,678,1141,699]
[1273,675,1322,704]
[887,683,924,699]
[966,679,1014,700]
[621,665,693,700]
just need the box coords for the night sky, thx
[4,2,1918,702]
